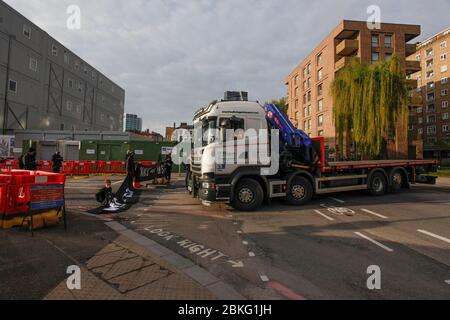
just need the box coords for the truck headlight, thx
[202,182,215,189]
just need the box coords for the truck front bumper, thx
[197,180,231,202]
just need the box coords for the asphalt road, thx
[118,176,450,300]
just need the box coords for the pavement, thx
[1,174,449,300]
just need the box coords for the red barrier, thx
[38,160,53,172]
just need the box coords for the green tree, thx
[267,97,288,114]
[331,54,410,158]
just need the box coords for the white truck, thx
[189,92,439,211]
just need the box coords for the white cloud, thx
[4,0,449,134]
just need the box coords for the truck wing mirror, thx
[219,119,230,128]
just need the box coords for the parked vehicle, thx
[189,92,439,211]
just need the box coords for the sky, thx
[4,0,450,134]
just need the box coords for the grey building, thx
[123,113,142,132]
[0,1,125,134]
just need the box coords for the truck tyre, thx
[369,172,387,196]
[389,169,404,192]
[231,178,264,212]
[286,176,313,206]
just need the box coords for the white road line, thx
[329,197,345,204]
[354,232,394,252]
[237,230,243,234]
[417,229,450,244]
[260,275,270,282]
[314,210,334,221]
[242,241,249,245]
[361,209,388,219]
[248,252,256,257]
[445,280,450,285]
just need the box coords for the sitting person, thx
[95,179,125,211]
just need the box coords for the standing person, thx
[24,148,37,170]
[51,151,63,173]
[164,153,173,184]
[184,161,191,190]
[18,154,25,169]
[116,151,136,203]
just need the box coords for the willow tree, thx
[331,54,410,158]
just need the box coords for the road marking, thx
[417,229,450,244]
[112,180,123,185]
[237,230,243,234]
[228,260,244,268]
[242,241,249,245]
[445,280,450,285]
[260,275,270,282]
[361,209,388,219]
[248,252,255,257]
[329,197,345,204]
[354,232,394,252]
[314,210,334,221]
[269,281,306,300]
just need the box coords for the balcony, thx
[405,60,421,75]
[336,39,359,56]
[406,79,418,90]
[409,92,423,107]
[335,56,359,71]
[406,43,417,57]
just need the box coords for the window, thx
[84,67,88,75]
[307,78,311,88]
[426,48,433,57]
[317,53,323,66]
[426,115,436,123]
[371,34,379,47]
[60,123,65,131]
[441,53,447,61]
[308,119,312,130]
[443,125,449,133]
[303,121,307,131]
[385,53,392,61]
[426,59,433,69]
[303,67,307,78]
[23,24,31,39]
[384,34,392,48]
[427,137,437,144]
[427,82,435,91]
[307,64,311,75]
[371,52,379,63]
[303,81,307,91]
[68,79,73,88]
[66,100,73,111]
[415,54,421,61]
[318,99,323,112]
[8,79,17,93]
[317,68,323,81]
[318,115,324,127]
[307,105,311,116]
[303,106,307,117]
[426,70,434,79]
[442,89,448,96]
[427,104,435,112]
[102,96,105,104]
[416,107,423,113]
[442,113,449,120]
[418,117,423,124]
[29,57,37,72]
[78,82,83,92]
[440,41,447,49]
[442,77,448,84]
[418,128,423,135]
[408,125,414,131]
[443,101,449,108]
[75,61,80,71]
[76,104,82,114]
[441,65,448,73]
[317,83,323,96]
[64,51,69,64]
[318,130,324,137]
[294,75,299,85]
[52,44,58,56]
[303,94,306,104]
[427,126,436,135]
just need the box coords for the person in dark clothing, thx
[184,162,191,190]
[51,151,63,173]
[96,179,113,207]
[164,154,173,184]
[18,154,25,169]
[24,148,37,170]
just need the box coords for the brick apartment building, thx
[286,20,421,161]
[408,27,450,163]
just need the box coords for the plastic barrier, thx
[38,160,53,172]
[0,170,66,230]
[72,161,90,175]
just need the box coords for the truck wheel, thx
[369,172,387,196]
[390,170,404,192]
[286,176,313,205]
[231,178,263,211]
